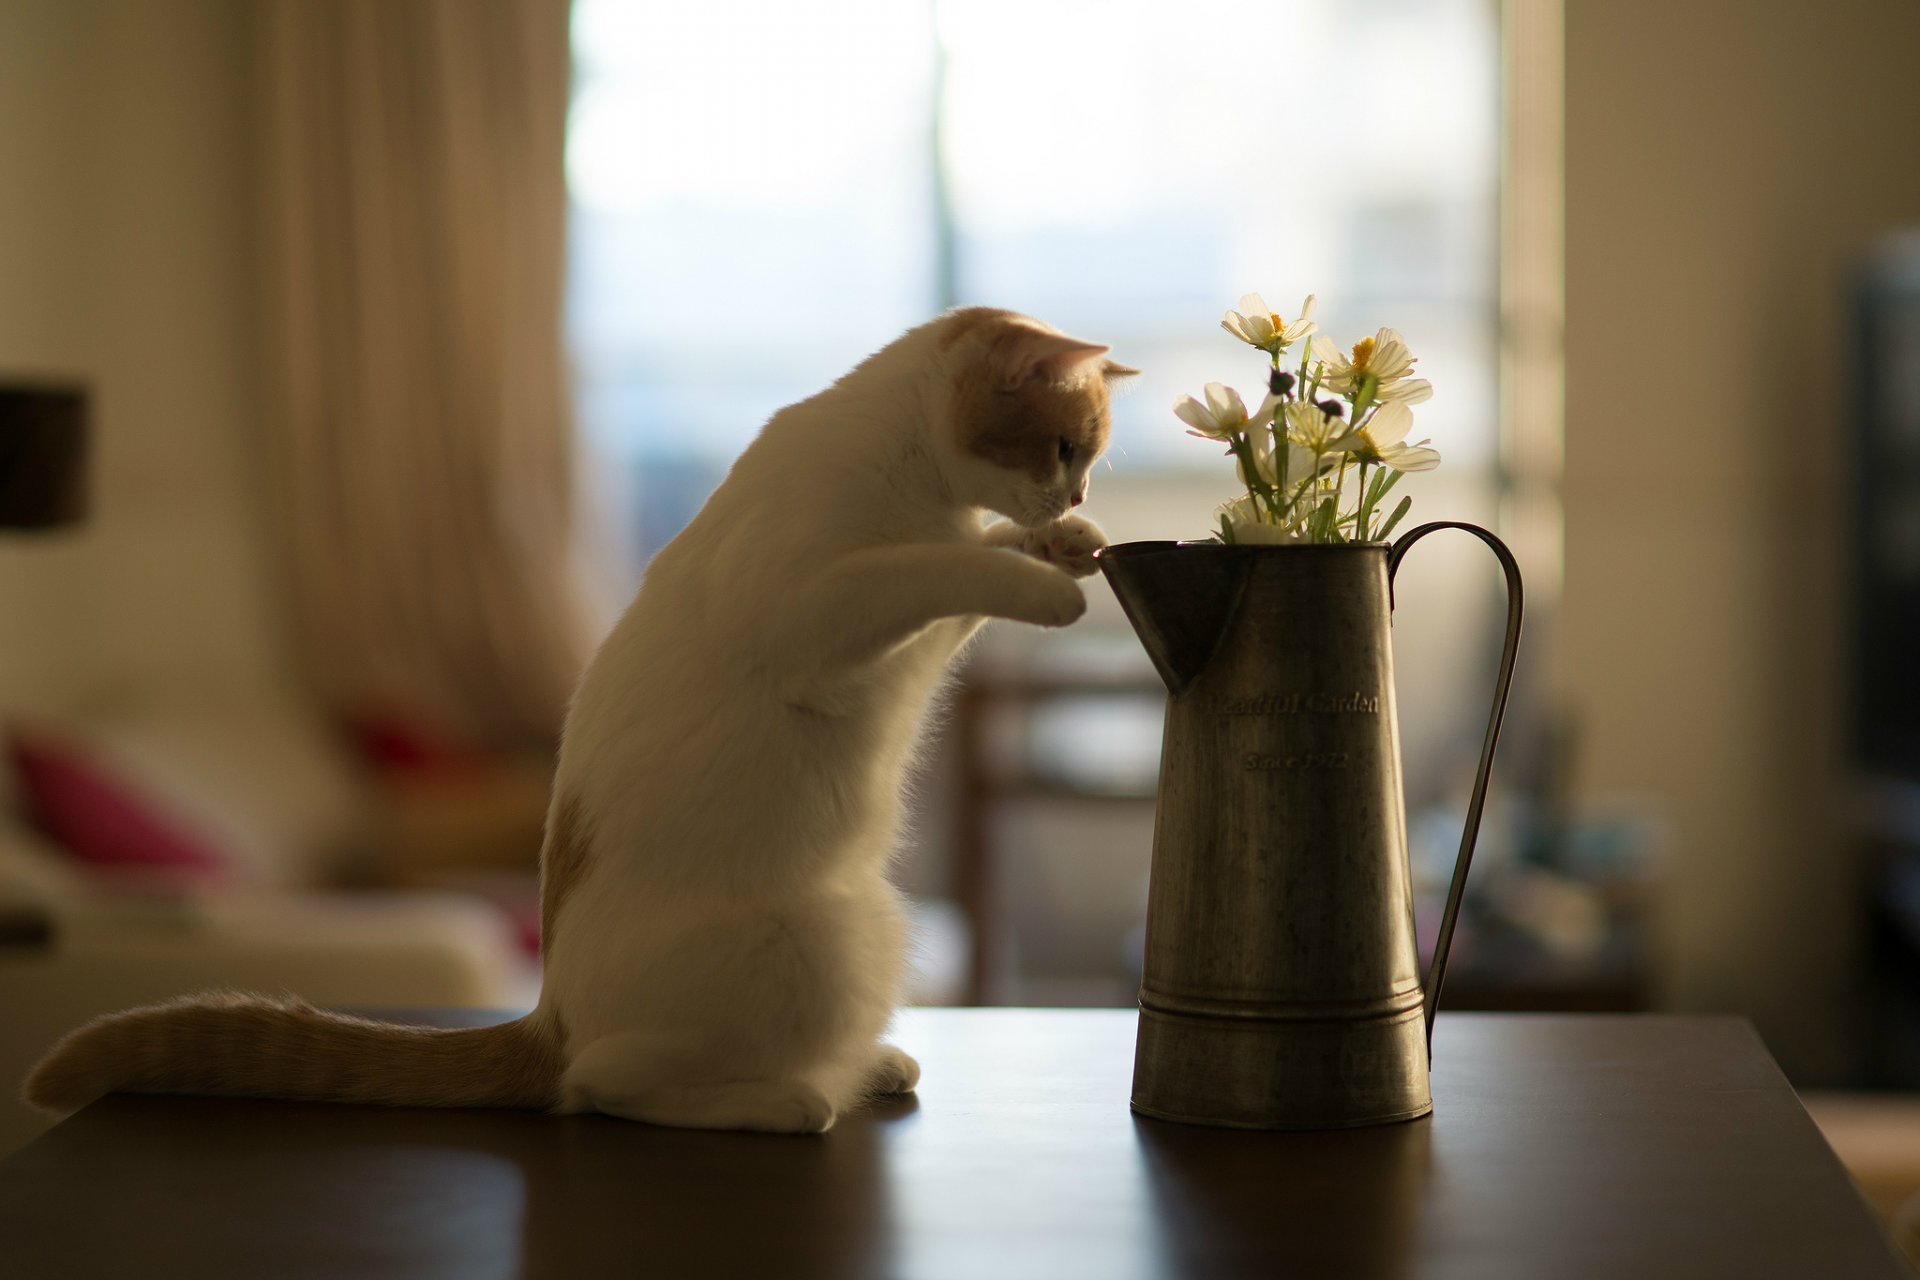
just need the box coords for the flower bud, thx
[1317,399,1344,419]
[1268,369,1296,396]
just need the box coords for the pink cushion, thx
[8,725,231,880]
[344,712,490,780]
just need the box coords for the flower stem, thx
[1351,375,1377,423]
[1270,382,1288,499]
[1354,461,1373,540]
[1332,455,1352,542]
[1228,432,1262,514]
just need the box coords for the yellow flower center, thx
[1350,336,1376,373]
[1268,312,1285,332]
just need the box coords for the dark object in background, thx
[1850,232,1920,1087]
[1851,235,1920,784]
[0,383,88,530]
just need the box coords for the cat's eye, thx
[1058,438,1076,464]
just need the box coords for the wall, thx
[1564,0,1920,1079]
[0,0,292,714]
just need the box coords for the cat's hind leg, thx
[561,1032,837,1134]
[600,1079,836,1134]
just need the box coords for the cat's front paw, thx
[1027,514,1109,578]
[1008,567,1087,628]
[987,515,1109,578]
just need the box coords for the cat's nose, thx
[1070,488,1086,507]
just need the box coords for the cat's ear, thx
[1102,359,1141,380]
[996,329,1113,390]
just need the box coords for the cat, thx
[24,307,1134,1134]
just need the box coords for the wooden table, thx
[0,1010,1906,1279]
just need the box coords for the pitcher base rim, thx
[1129,1099,1434,1130]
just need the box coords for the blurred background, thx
[1,0,1918,1235]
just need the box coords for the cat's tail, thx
[22,992,562,1118]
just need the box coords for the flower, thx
[1282,399,1360,455]
[1374,374,1433,406]
[1221,293,1317,355]
[1317,327,1430,404]
[1237,423,1329,491]
[1174,382,1272,440]
[1181,291,1443,544]
[1353,403,1442,472]
[1218,495,1297,545]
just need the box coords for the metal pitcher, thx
[1095,522,1523,1129]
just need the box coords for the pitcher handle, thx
[1386,521,1525,1058]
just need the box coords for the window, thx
[568,0,942,563]
[568,0,1500,547]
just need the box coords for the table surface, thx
[0,1010,1907,1280]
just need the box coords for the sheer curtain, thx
[257,0,590,752]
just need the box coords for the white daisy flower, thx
[1221,293,1317,355]
[1354,403,1442,472]
[1317,327,1424,402]
[1234,413,1344,491]
[1374,375,1433,406]
[1282,398,1361,455]
[1219,494,1297,544]
[1174,382,1274,441]
[1234,425,1320,490]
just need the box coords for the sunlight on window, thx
[570,2,931,214]
[937,0,1497,466]
[567,0,1497,548]
[568,0,936,490]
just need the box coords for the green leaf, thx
[1313,495,1339,543]
[1376,495,1414,540]
[1364,467,1389,506]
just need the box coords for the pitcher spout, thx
[1093,542,1246,695]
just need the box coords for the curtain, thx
[257,0,590,753]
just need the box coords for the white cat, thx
[25,307,1133,1134]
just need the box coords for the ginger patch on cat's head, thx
[945,312,1132,484]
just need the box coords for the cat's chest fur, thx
[552,511,973,898]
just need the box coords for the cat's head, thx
[934,309,1137,528]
